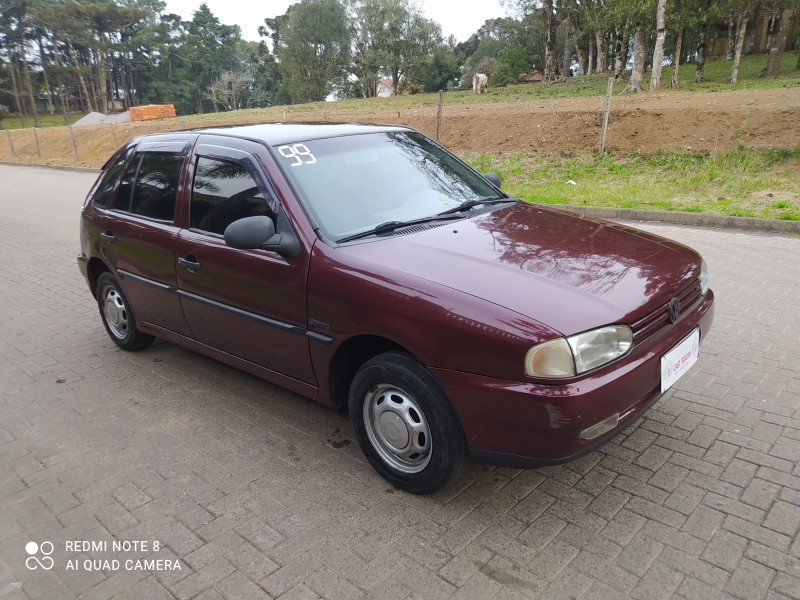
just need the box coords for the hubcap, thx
[363,383,432,474]
[102,286,128,340]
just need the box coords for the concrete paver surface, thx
[1,164,798,599]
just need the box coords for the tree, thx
[411,43,459,91]
[621,26,646,93]
[275,0,350,102]
[763,3,796,76]
[542,0,558,81]
[729,1,751,84]
[185,4,243,112]
[205,70,251,111]
[649,0,667,90]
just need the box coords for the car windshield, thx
[273,131,504,241]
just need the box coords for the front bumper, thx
[431,291,715,467]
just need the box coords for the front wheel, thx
[96,272,154,351]
[348,352,466,494]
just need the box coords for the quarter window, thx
[190,157,276,235]
[91,146,134,208]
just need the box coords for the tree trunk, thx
[8,59,26,127]
[613,29,627,80]
[650,0,667,90]
[588,35,594,75]
[695,21,710,82]
[621,27,646,94]
[766,6,780,53]
[543,0,558,82]
[729,6,750,84]
[726,12,735,60]
[20,43,40,128]
[671,28,683,87]
[596,30,608,73]
[764,8,794,76]
[67,38,94,113]
[36,35,54,114]
[561,15,572,78]
[576,41,587,75]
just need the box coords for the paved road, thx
[1,164,798,600]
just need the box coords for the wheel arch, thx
[86,257,111,297]
[329,335,410,408]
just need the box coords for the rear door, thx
[97,138,192,336]
[174,137,316,384]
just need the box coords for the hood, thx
[339,203,700,336]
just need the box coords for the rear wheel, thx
[349,352,466,494]
[96,272,154,351]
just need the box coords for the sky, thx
[163,0,508,44]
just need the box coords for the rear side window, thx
[91,147,134,208]
[190,156,276,235]
[113,153,183,222]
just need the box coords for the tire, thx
[348,352,467,494]
[96,272,154,351]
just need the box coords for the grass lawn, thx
[0,111,87,129]
[467,146,800,221]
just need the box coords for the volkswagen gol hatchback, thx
[78,124,714,494]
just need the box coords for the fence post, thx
[68,125,80,161]
[436,90,444,141]
[33,128,41,158]
[5,130,15,157]
[600,77,614,152]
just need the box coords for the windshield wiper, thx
[336,214,463,244]
[437,197,514,216]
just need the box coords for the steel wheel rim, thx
[102,285,129,340]
[363,383,432,474]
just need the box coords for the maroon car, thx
[78,124,714,494]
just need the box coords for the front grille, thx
[631,280,703,344]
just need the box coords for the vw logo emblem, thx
[668,298,681,324]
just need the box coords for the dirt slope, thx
[1,87,798,168]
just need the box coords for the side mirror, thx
[484,172,502,189]
[224,216,277,249]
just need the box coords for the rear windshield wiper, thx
[336,214,464,244]
[437,197,515,216]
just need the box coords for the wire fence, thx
[0,103,447,169]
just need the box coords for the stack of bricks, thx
[129,104,177,121]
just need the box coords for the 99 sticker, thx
[278,144,317,166]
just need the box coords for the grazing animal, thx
[472,73,488,94]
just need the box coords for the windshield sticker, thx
[278,144,317,167]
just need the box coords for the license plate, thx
[661,328,700,392]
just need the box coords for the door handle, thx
[178,257,201,271]
[100,231,116,243]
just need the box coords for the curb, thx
[1,162,796,234]
[0,161,99,174]
[548,204,799,234]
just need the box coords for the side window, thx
[91,146,134,208]
[190,156,277,235]
[128,153,184,222]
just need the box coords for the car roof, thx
[193,122,411,147]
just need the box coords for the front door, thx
[175,140,315,385]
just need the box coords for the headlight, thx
[699,258,709,295]
[525,325,633,378]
